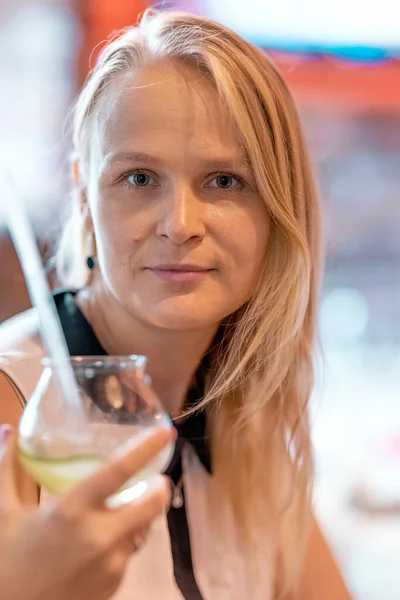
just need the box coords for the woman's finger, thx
[65,428,175,509]
[131,523,150,552]
[0,425,21,512]
[111,475,169,540]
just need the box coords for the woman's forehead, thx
[93,63,246,167]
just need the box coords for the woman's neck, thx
[75,286,218,417]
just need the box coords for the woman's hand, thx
[0,424,174,600]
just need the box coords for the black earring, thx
[86,255,96,270]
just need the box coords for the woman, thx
[0,9,352,600]
[0,423,172,600]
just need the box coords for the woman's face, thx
[84,61,270,331]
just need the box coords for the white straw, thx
[0,172,88,429]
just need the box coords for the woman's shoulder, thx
[0,308,45,401]
[0,289,76,356]
[0,307,41,356]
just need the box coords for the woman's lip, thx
[146,267,214,283]
[148,264,211,271]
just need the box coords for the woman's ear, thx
[81,195,94,234]
[72,158,80,189]
[72,159,93,233]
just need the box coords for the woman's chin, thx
[135,296,223,331]
[148,310,216,331]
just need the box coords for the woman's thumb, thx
[0,425,20,510]
[0,424,13,450]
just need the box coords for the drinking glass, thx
[18,355,174,507]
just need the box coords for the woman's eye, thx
[208,174,242,189]
[126,172,152,187]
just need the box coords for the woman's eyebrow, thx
[104,151,161,166]
[101,150,252,175]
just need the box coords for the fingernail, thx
[141,474,169,506]
[0,424,13,448]
[144,474,165,494]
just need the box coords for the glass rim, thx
[41,355,147,370]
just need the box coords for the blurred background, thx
[0,1,399,598]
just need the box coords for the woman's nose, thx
[156,184,206,246]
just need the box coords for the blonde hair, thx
[58,10,322,595]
